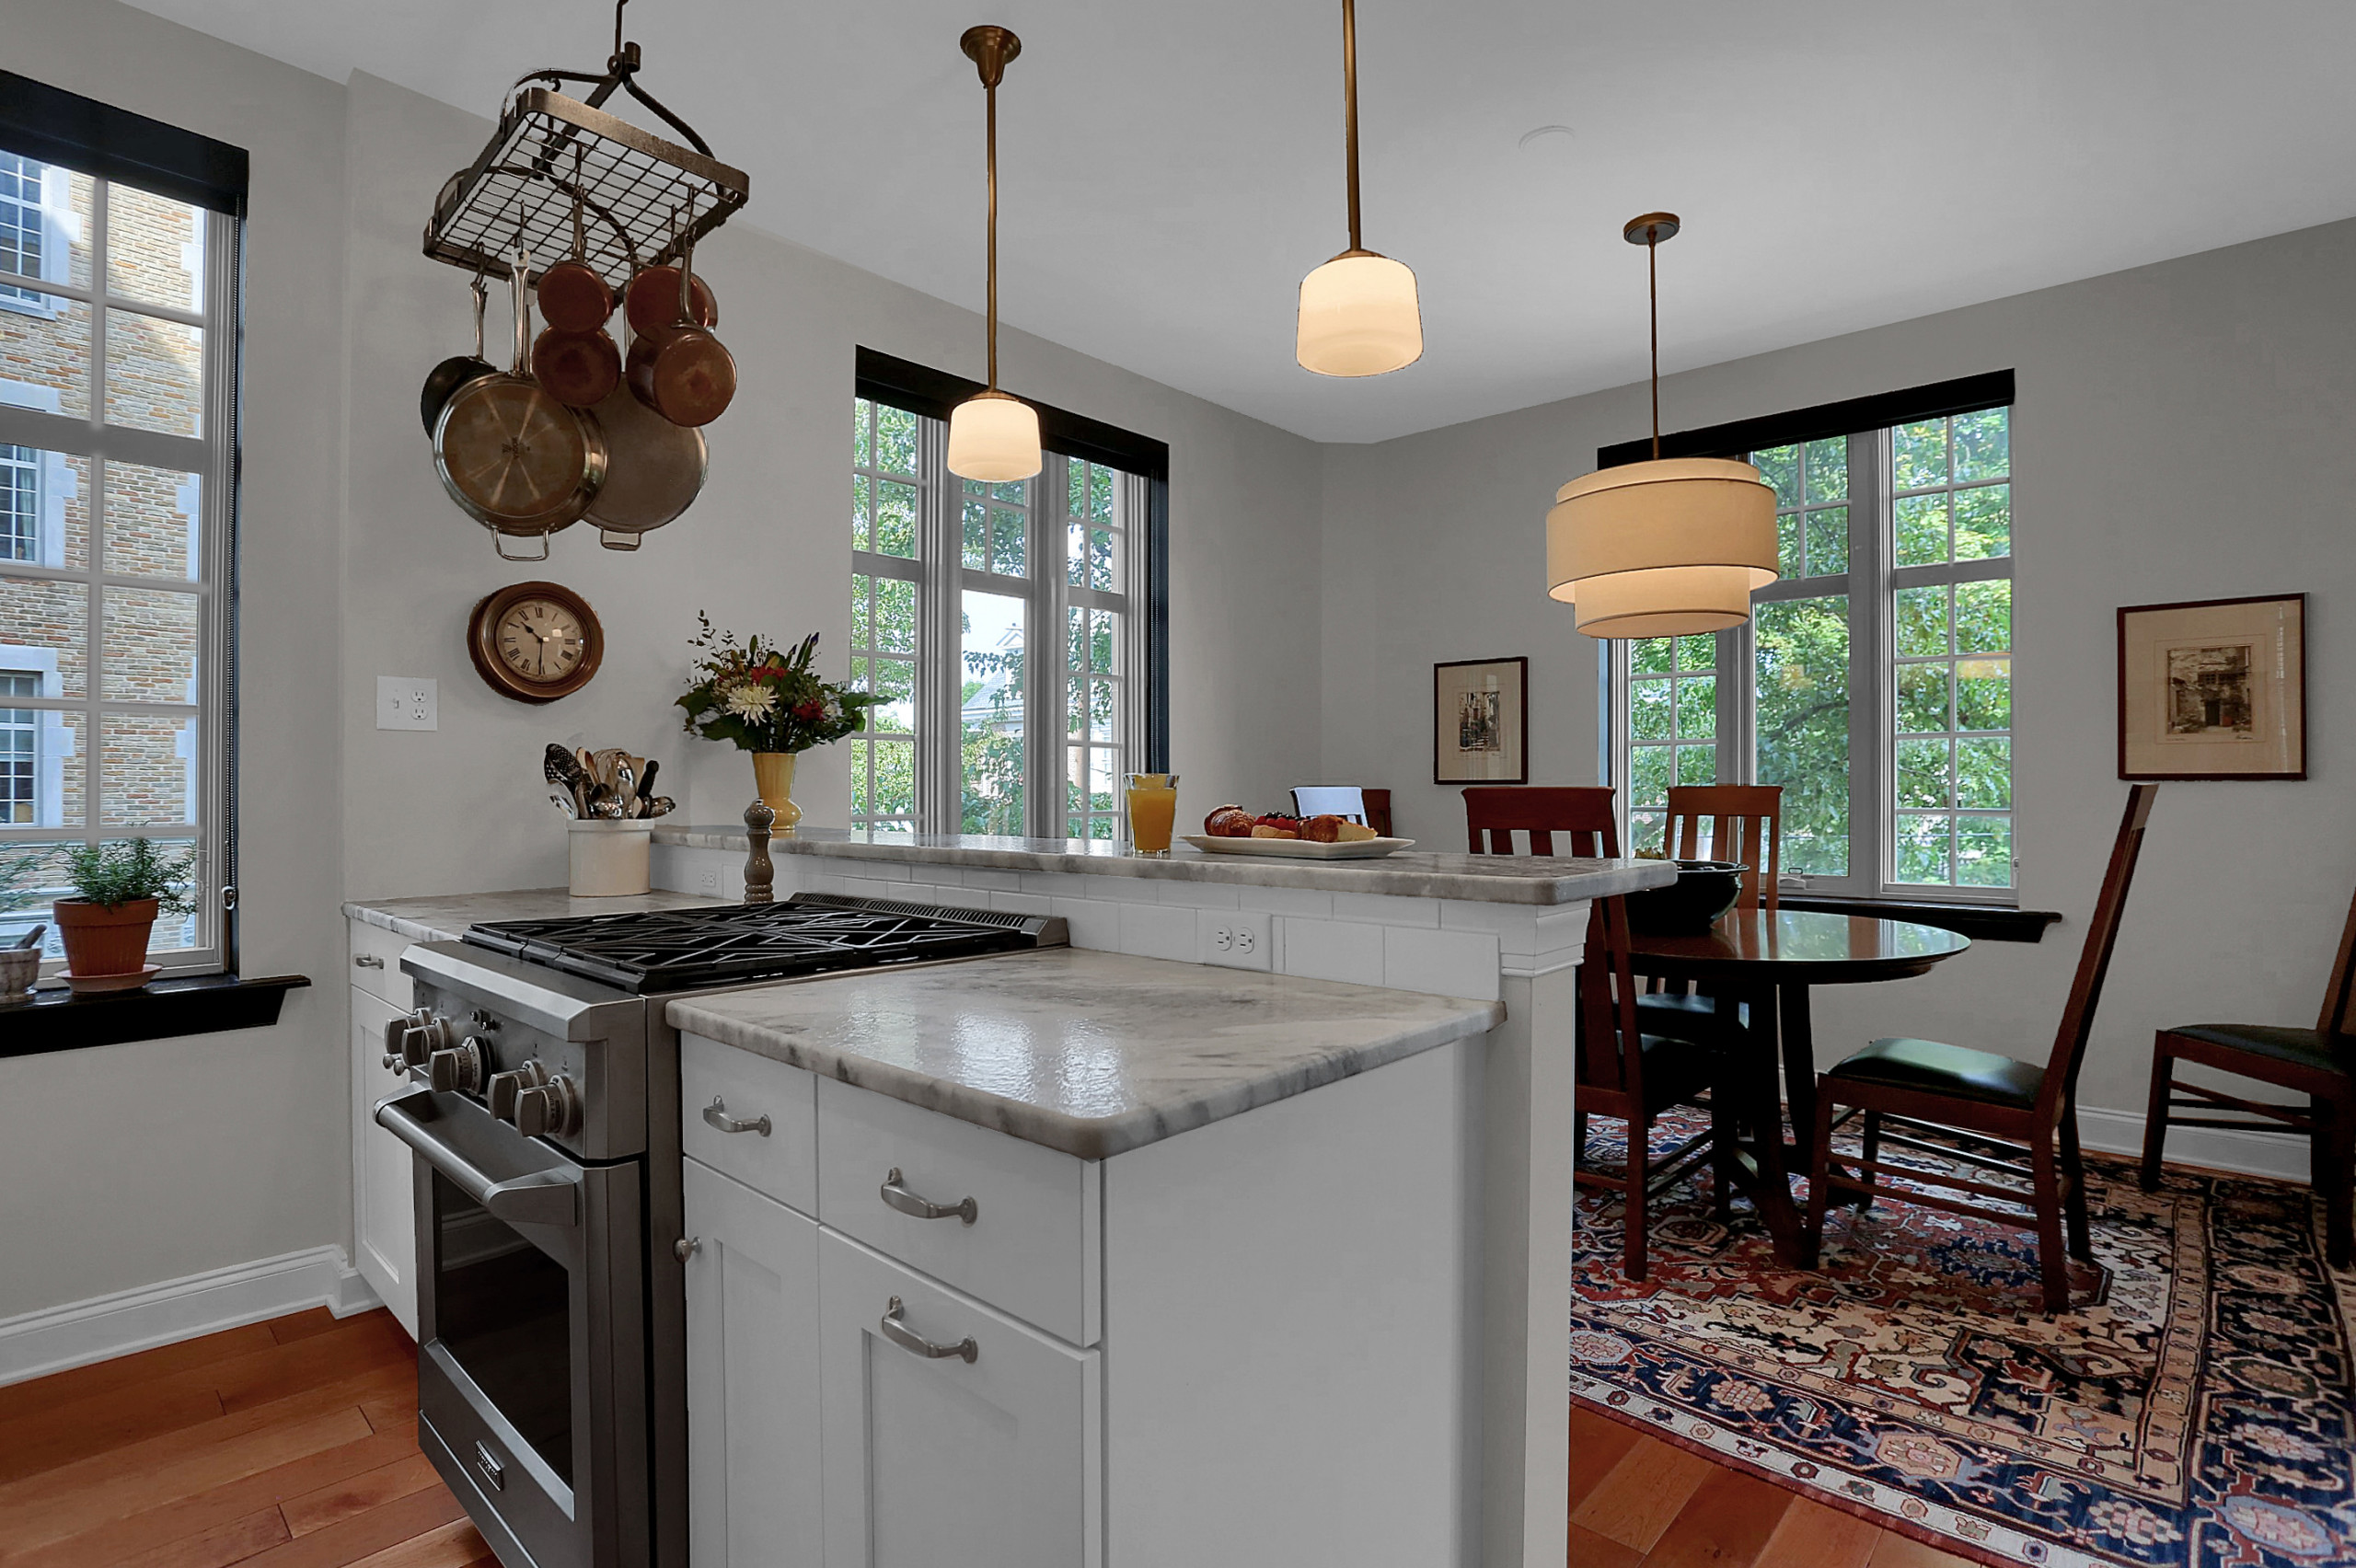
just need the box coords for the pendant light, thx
[946,24,1043,482]
[1546,213,1777,638]
[1295,0,1422,377]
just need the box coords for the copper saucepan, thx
[627,220,736,428]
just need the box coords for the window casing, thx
[850,395,1149,839]
[0,150,237,971]
[1611,404,2014,902]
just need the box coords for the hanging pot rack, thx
[422,0,749,291]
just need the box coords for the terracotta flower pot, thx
[52,897,159,977]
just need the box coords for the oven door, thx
[376,1089,647,1568]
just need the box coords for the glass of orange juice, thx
[1126,772,1179,856]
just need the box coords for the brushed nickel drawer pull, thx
[880,1296,976,1364]
[880,1168,976,1225]
[676,1236,700,1262]
[702,1096,771,1137]
[353,954,386,968]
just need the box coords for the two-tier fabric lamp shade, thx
[1545,457,1779,638]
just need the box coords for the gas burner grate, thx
[462,894,1049,994]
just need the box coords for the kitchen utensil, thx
[626,216,734,427]
[433,247,608,560]
[536,149,617,334]
[642,796,676,818]
[549,789,581,819]
[635,758,659,803]
[533,324,622,409]
[580,381,707,549]
[420,273,498,434]
[613,758,636,805]
[624,256,717,338]
[13,923,47,949]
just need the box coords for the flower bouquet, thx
[677,615,877,830]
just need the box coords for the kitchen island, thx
[644,825,1671,1568]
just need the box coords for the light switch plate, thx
[1198,909,1274,971]
[376,676,438,732]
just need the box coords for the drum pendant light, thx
[1296,0,1422,377]
[947,25,1043,482]
[1546,213,1777,638]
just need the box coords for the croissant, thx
[1203,805,1255,838]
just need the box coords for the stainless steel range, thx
[376,894,1066,1568]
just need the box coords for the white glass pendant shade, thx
[1296,250,1423,377]
[946,388,1042,482]
[1545,457,1779,638]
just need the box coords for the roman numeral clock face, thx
[468,582,603,703]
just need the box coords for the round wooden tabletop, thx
[1625,908,1971,985]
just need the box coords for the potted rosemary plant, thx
[52,838,196,984]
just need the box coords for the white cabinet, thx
[817,1229,1097,1568]
[682,1159,824,1568]
[348,984,418,1336]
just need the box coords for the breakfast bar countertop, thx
[652,825,1672,906]
[666,945,1505,1159]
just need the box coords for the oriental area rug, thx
[1570,1112,2356,1567]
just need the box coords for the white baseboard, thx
[0,1245,382,1388]
[2078,1105,2310,1183]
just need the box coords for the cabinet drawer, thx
[816,1078,1100,1346]
[347,919,412,1010]
[818,1229,1099,1568]
[681,1032,818,1216]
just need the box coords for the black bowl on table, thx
[1623,859,1747,937]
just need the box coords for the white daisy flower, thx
[725,684,778,721]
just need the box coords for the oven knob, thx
[514,1074,581,1139]
[381,1010,425,1059]
[428,1038,485,1094]
[486,1060,549,1120]
[400,1014,456,1069]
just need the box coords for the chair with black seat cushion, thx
[1807,784,2158,1313]
[1464,787,1736,1278]
[2140,882,2356,1265]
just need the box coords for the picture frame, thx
[1434,657,1529,785]
[2117,594,2306,780]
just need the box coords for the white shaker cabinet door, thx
[348,986,417,1338]
[683,1159,824,1568]
[818,1230,1099,1568]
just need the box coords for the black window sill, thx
[1778,895,2060,944]
[0,973,311,1058]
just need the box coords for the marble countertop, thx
[667,947,1504,1159]
[342,887,726,945]
[653,826,1671,906]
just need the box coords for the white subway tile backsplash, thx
[1119,902,1199,963]
[1084,873,1151,904]
[1278,919,1385,987]
[989,891,1054,917]
[1332,891,1439,928]
[1156,881,1242,910]
[1383,927,1502,1002]
[962,869,1023,893]
[1238,886,1335,919]
[859,859,914,882]
[916,882,992,911]
[1022,871,1077,896]
[1049,896,1122,951]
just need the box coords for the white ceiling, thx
[125,0,2356,444]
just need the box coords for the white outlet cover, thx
[1197,909,1275,972]
[376,675,438,732]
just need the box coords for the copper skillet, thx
[432,250,607,559]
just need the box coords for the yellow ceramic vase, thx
[752,752,802,833]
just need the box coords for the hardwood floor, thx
[1571,1404,1982,1568]
[0,1308,491,1568]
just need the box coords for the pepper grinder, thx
[743,800,775,905]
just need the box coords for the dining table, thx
[1626,908,1973,1265]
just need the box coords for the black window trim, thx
[0,72,248,218]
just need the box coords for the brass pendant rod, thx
[1647,233,1659,461]
[986,73,999,390]
[1341,0,1363,253]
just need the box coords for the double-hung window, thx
[1611,380,2015,902]
[0,119,240,969]
[850,363,1164,839]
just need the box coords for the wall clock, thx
[467,581,604,704]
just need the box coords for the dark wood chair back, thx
[1576,891,1646,1111]
[1665,784,1783,911]
[2035,784,2159,1125]
[1461,787,1619,858]
[2319,883,2356,1040]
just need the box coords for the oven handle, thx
[375,1091,581,1230]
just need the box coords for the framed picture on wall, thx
[1434,657,1529,785]
[2117,594,2306,780]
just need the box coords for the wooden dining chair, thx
[2140,882,2356,1265]
[1665,785,1783,911]
[1463,787,1735,1278]
[1806,784,2159,1313]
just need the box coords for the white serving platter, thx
[1180,835,1417,860]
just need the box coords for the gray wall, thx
[3,7,1322,1322]
[1320,217,2356,1135]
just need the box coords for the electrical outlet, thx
[1198,909,1274,972]
[698,866,721,894]
[375,676,437,731]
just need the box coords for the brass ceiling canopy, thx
[959,24,1021,86]
[946,23,1043,482]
